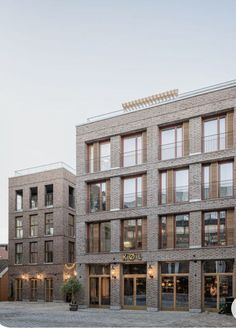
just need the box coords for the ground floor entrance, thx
[123,264,146,309]
[203,260,233,311]
[89,265,110,307]
[160,261,189,311]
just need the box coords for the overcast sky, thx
[1,0,236,243]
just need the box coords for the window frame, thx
[122,133,143,167]
[87,221,111,253]
[88,181,108,213]
[44,240,53,263]
[202,115,226,153]
[15,243,23,265]
[160,125,183,160]
[45,213,54,236]
[203,210,227,247]
[29,242,38,264]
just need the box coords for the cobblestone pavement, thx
[0,302,236,328]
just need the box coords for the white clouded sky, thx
[1,0,236,242]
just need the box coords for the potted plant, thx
[61,277,81,311]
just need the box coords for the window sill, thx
[44,262,54,265]
[45,205,54,209]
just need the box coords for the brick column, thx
[111,135,121,169]
[76,179,87,215]
[147,215,159,251]
[76,221,87,254]
[77,263,89,308]
[147,168,158,208]
[189,211,202,248]
[110,263,121,310]
[111,219,121,252]
[189,260,202,312]
[76,139,87,176]
[147,125,158,163]
[189,117,201,155]
[110,176,121,211]
[189,163,201,202]
[146,261,158,311]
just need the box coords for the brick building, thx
[76,80,236,312]
[8,163,76,301]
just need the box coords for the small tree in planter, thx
[61,277,81,311]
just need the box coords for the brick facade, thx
[76,84,236,311]
[8,167,76,302]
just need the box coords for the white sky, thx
[1,0,236,243]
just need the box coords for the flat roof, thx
[14,162,75,177]
[77,79,236,126]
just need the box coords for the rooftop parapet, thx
[14,162,75,177]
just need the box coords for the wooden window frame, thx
[87,221,111,253]
[160,125,184,160]
[122,218,145,251]
[202,210,228,247]
[29,241,38,264]
[88,181,108,213]
[44,240,53,263]
[122,175,145,209]
[202,115,226,153]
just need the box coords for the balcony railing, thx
[202,131,233,153]
[15,161,75,176]
[202,180,234,200]
[122,191,147,209]
[159,140,188,161]
[159,186,189,204]
[121,149,146,167]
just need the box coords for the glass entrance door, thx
[204,274,233,311]
[30,279,37,301]
[124,277,146,308]
[161,276,188,310]
[90,277,110,307]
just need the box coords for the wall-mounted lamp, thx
[148,264,154,279]
[111,266,117,279]
[21,273,29,281]
[36,273,43,281]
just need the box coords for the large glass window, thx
[45,241,53,263]
[123,176,143,208]
[204,211,226,247]
[203,117,226,152]
[45,184,53,207]
[175,215,189,248]
[161,126,183,160]
[100,141,111,171]
[123,219,145,250]
[15,217,23,238]
[30,187,38,209]
[219,162,233,197]
[15,243,23,264]
[161,172,167,204]
[88,222,111,253]
[16,190,23,211]
[29,215,38,237]
[89,182,108,212]
[29,242,38,264]
[123,134,143,167]
[160,215,189,249]
[161,261,189,274]
[175,169,188,202]
[45,213,53,236]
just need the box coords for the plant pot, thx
[69,303,78,311]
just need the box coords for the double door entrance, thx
[204,274,233,311]
[89,277,110,307]
[161,275,189,310]
[123,276,146,309]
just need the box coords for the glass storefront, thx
[203,260,233,311]
[123,264,147,309]
[160,262,189,311]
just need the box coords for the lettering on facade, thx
[122,253,143,262]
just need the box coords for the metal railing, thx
[121,149,145,167]
[159,186,189,204]
[202,131,233,153]
[122,191,147,209]
[86,239,111,253]
[15,162,75,176]
[159,140,187,160]
[202,180,234,200]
